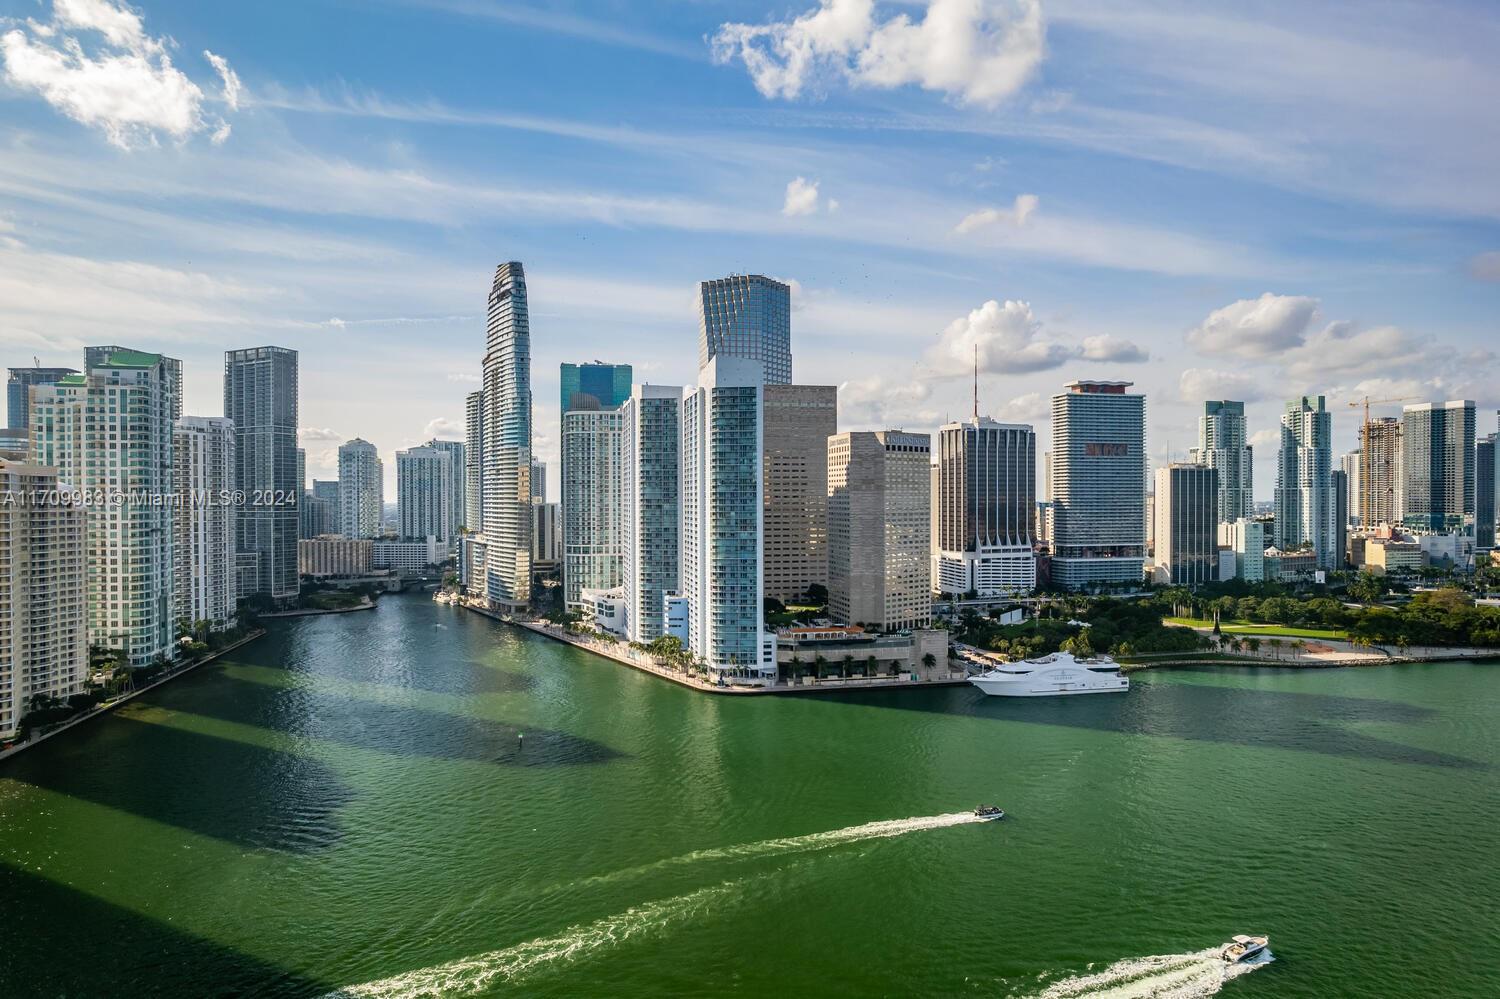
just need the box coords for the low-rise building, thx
[774,625,947,677]
[1363,536,1424,576]
[1217,518,1265,582]
[1262,547,1318,582]
[580,585,629,638]
[298,535,374,578]
[371,536,446,576]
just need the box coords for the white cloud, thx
[924,299,1072,376]
[203,49,240,110]
[1248,428,1280,452]
[992,391,1048,423]
[1186,292,1318,359]
[1282,322,1425,382]
[1079,333,1148,363]
[1469,251,1500,282]
[0,0,235,148]
[446,371,482,383]
[782,176,821,216]
[423,416,462,439]
[837,375,937,428]
[712,0,1045,108]
[1178,367,1264,403]
[298,427,342,443]
[955,192,1038,233]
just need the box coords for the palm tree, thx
[814,654,828,679]
[1290,639,1306,661]
[921,652,937,671]
[864,654,878,678]
[841,654,854,679]
[1268,638,1283,660]
[789,655,804,680]
[1246,636,1262,657]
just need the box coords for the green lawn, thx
[1164,617,1349,641]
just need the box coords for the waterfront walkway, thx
[457,601,970,696]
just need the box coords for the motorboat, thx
[1220,935,1269,964]
[968,651,1130,697]
[973,805,1005,820]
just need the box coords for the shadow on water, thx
[798,678,1485,770]
[176,671,626,768]
[291,645,540,697]
[0,864,329,998]
[2,712,355,853]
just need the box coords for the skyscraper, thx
[933,417,1036,597]
[1152,463,1218,586]
[827,431,932,631]
[1402,400,1475,532]
[1331,467,1350,568]
[1189,400,1252,522]
[224,346,299,603]
[697,274,792,385]
[31,349,179,666]
[762,384,838,603]
[530,459,547,504]
[1360,417,1403,526]
[680,357,774,683]
[426,438,466,543]
[561,406,624,608]
[1050,381,1146,589]
[560,362,632,414]
[1341,450,1362,523]
[621,384,681,643]
[7,366,77,429]
[1478,431,1496,550]
[464,390,485,533]
[174,417,237,628]
[338,438,384,539]
[396,444,457,545]
[0,455,87,741]
[1274,395,1338,569]
[476,261,533,608]
[86,346,182,419]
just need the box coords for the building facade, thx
[1050,381,1146,589]
[1189,400,1252,523]
[396,444,458,545]
[531,502,561,566]
[827,431,932,631]
[1403,400,1475,532]
[463,389,485,533]
[426,439,466,543]
[560,362,632,414]
[680,357,774,683]
[1217,518,1266,582]
[933,417,1036,596]
[224,346,299,603]
[1274,395,1339,570]
[372,537,446,575]
[7,367,77,430]
[621,385,681,643]
[1153,463,1218,586]
[1360,417,1403,527]
[337,439,384,539]
[298,536,374,577]
[0,457,88,741]
[697,274,792,385]
[30,350,179,666]
[173,417,237,628]
[475,261,533,608]
[762,384,837,603]
[561,406,624,608]
[1478,431,1496,550]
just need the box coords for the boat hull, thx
[968,674,1130,697]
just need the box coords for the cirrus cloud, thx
[712,0,1045,108]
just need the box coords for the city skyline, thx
[2,0,1497,500]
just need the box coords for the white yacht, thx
[968,651,1130,697]
[1220,935,1269,964]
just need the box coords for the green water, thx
[3,594,1498,997]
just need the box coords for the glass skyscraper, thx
[1402,400,1475,532]
[7,366,77,429]
[1051,381,1146,589]
[621,385,681,643]
[933,417,1036,597]
[225,346,300,602]
[697,275,792,384]
[1274,395,1338,569]
[560,362,632,414]
[478,261,532,608]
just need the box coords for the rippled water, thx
[2,594,1497,997]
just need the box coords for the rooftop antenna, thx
[972,343,979,420]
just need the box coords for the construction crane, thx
[1346,395,1417,526]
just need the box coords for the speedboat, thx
[1220,935,1269,963]
[968,651,1130,697]
[973,805,1005,820]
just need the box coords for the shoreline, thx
[455,601,971,696]
[261,596,377,618]
[0,629,268,763]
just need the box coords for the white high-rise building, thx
[1274,396,1338,569]
[1189,400,1252,523]
[1050,381,1147,589]
[338,438,384,539]
[463,390,485,534]
[397,444,457,546]
[1,456,88,740]
[933,417,1036,597]
[173,417,237,628]
[621,385,681,643]
[473,261,533,608]
[561,406,624,608]
[1152,463,1218,586]
[31,349,179,666]
[425,439,465,544]
[680,357,775,684]
[1218,518,1266,582]
[827,431,932,631]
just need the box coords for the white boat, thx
[968,651,1130,697]
[1220,935,1269,963]
[973,805,1005,820]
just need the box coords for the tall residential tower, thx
[224,346,299,602]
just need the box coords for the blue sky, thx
[2,0,1498,497]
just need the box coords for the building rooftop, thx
[97,349,162,369]
[1064,380,1133,394]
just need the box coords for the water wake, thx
[326,880,742,998]
[1028,949,1272,999]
